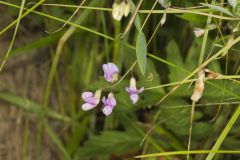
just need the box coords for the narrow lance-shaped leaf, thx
[0,92,70,122]
[136,31,147,75]
[129,0,142,30]
[200,3,234,16]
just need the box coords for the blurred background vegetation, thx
[0,0,240,160]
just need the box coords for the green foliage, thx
[200,3,234,16]
[161,98,190,135]
[167,40,187,81]
[129,0,141,30]
[0,0,240,160]
[177,14,207,24]
[0,92,70,122]
[136,31,147,75]
[74,131,141,159]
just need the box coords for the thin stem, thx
[140,0,158,31]
[45,0,87,34]
[21,3,240,20]
[187,101,196,160]
[155,35,240,105]
[111,60,137,88]
[135,150,240,158]
[144,75,240,91]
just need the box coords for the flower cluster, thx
[112,1,130,21]
[82,63,144,116]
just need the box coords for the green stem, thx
[135,150,240,158]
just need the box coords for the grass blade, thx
[0,92,70,122]
[135,150,240,158]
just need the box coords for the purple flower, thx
[102,63,119,82]
[82,89,101,111]
[102,92,116,116]
[126,77,144,104]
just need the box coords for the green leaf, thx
[192,122,212,140]
[116,90,163,112]
[10,31,62,57]
[161,98,190,135]
[228,0,237,9]
[223,136,240,149]
[136,31,147,75]
[166,40,186,81]
[129,0,142,30]
[166,40,192,97]
[177,13,207,23]
[74,131,141,159]
[138,59,164,93]
[203,80,240,100]
[201,3,234,16]
[185,40,201,71]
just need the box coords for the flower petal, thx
[130,94,139,104]
[126,87,136,94]
[126,87,130,93]
[82,103,96,111]
[103,63,119,82]
[102,96,107,103]
[108,97,116,107]
[129,77,137,90]
[103,64,111,81]
[85,97,98,105]
[102,93,117,108]
[137,87,144,93]
[103,106,113,116]
[82,92,93,99]
[124,3,130,17]
[108,63,119,74]
[112,3,123,21]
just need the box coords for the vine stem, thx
[187,101,196,160]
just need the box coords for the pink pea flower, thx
[126,77,144,104]
[102,63,119,82]
[82,89,101,111]
[102,92,116,116]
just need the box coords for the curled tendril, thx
[115,33,123,39]
[145,73,154,81]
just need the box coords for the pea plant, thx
[0,0,240,160]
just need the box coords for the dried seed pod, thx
[205,68,219,79]
[191,69,205,102]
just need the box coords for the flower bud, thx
[123,2,130,17]
[112,2,123,21]
[193,28,204,38]
[94,89,102,104]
